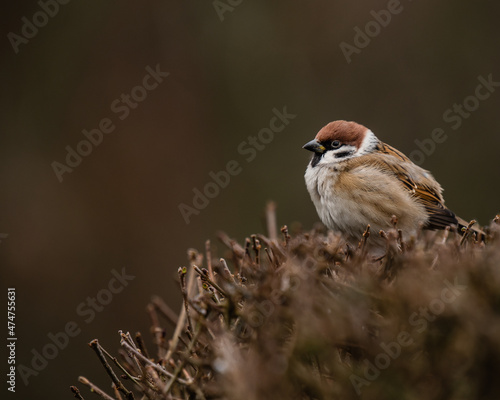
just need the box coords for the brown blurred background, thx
[1,1,499,398]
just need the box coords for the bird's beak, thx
[303,139,326,154]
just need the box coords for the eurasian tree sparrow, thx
[303,120,478,245]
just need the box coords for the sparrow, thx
[303,120,480,246]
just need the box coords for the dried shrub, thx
[72,211,500,400]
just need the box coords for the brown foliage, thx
[74,214,500,400]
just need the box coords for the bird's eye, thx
[331,140,341,149]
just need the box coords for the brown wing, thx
[413,184,458,230]
[374,143,458,229]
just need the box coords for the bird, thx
[303,120,481,246]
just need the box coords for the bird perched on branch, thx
[303,120,482,246]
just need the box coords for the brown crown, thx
[315,120,368,148]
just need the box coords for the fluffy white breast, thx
[304,149,429,243]
[304,163,341,231]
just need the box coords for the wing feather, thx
[352,142,458,229]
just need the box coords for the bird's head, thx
[303,120,378,167]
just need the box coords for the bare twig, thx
[151,295,179,326]
[205,239,215,281]
[251,235,261,266]
[266,201,278,242]
[99,341,141,384]
[265,248,275,268]
[397,229,406,253]
[244,238,253,264]
[146,303,165,359]
[391,215,398,229]
[163,250,199,363]
[144,365,166,393]
[281,225,291,247]
[111,384,124,400]
[179,267,193,334]
[78,376,115,400]
[358,225,370,254]
[217,232,245,273]
[441,226,450,245]
[194,265,228,298]
[219,258,236,284]
[134,332,150,361]
[163,325,202,394]
[460,220,477,247]
[89,339,134,400]
[70,386,85,400]
[120,335,191,385]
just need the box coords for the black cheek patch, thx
[335,151,353,159]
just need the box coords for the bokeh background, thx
[1,1,499,398]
